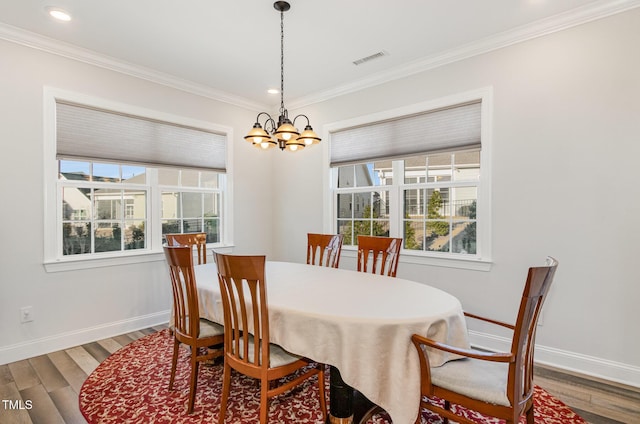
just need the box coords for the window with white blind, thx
[326,89,492,269]
[44,89,232,270]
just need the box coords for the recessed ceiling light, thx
[46,7,72,22]
[267,89,279,94]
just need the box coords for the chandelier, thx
[244,1,321,152]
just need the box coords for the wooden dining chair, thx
[165,232,208,337]
[411,257,559,424]
[307,233,344,268]
[214,252,327,424]
[357,235,402,277]
[163,245,224,414]
[165,232,208,264]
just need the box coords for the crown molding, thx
[0,22,268,112]
[2,0,639,111]
[288,0,640,109]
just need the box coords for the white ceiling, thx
[1,0,637,110]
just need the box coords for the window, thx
[336,161,391,245]
[60,160,148,255]
[402,150,479,254]
[44,89,232,269]
[159,168,222,243]
[327,89,491,268]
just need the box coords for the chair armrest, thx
[411,334,514,363]
[464,312,515,330]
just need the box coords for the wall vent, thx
[352,51,387,66]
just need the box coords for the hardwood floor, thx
[0,326,166,424]
[533,364,640,424]
[1,325,638,424]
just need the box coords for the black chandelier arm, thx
[292,114,311,128]
[254,111,274,124]
[263,116,277,133]
[254,112,278,133]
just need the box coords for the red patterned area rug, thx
[79,330,587,423]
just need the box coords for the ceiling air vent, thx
[352,51,388,66]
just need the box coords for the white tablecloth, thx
[194,261,469,424]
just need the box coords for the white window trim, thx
[43,87,235,272]
[322,87,493,271]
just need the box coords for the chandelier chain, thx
[279,8,285,116]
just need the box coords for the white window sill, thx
[340,247,492,271]
[43,244,235,273]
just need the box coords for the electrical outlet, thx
[20,306,34,323]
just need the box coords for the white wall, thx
[271,9,640,386]
[0,38,273,363]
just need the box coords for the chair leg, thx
[219,361,231,424]
[187,348,199,414]
[259,377,270,424]
[169,339,180,390]
[526,405,535,424]
[443,400,450,424]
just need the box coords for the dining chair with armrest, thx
[307,233,344,268]
[357,235,402,277]
[165,232,208,264]
[411,257,559,424]
[214,252,327,424]
[163,245,224,414]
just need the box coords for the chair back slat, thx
[307,233,344,268]
[357,235,402,277]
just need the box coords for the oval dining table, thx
[194,260,470,424]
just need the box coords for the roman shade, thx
[56,101,227,172]
[330,101,481,166]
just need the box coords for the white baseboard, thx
[0,310,170,365]
[468,330,640,388]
